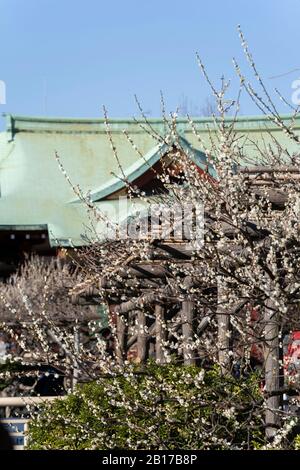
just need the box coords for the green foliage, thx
[0,360,26,391]
[294,435,300,450]
[27,363,264,450]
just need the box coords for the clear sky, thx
[0,0,300,125]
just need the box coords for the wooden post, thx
[72,326,80,390]
[116,313,127,364]
[136,310,147,363]
[180,276,195,365]
[181,299,195,365]
[217,277,231,374]
[155,304,167,364]
[264,298,280,439]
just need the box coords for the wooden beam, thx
[237,165,300,174]
[153,242,191,260]
[113,286,179,314]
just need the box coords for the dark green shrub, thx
[27,364,264,450]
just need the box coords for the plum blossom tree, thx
[1,27,300,449]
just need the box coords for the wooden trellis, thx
[71,165,300,437]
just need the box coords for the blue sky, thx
[0,0,300,124]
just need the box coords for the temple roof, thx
[0,114,299,247]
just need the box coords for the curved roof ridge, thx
[69,135,216,203]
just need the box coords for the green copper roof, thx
[0,114,299,247]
